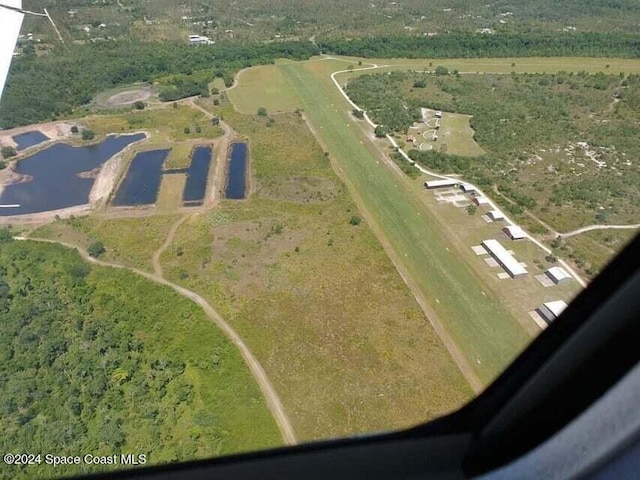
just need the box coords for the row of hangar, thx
[425,178,571,325]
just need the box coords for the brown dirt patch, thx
[106,87,154,107]
[211,219,308,295]
[257,176,338,204]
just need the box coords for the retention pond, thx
[0,133,145,216]
[225,143,247,200]
[12,131,50,151]
[182,146,212,207]
[112,149,168,206]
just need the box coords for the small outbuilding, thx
[460,183,477,194]
[488,210,505,221]
[503,225,526,240]
[546,266,572,285]
[539,300,568,323]
[435,111,443,118]
[474,196,490,207]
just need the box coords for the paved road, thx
[16,236,298,446]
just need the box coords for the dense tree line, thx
[0,41,319,128]
[0,236,277,478]
[320,33,640,59]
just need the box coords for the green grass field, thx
[59,99,473,442]
[332,56,640,80]
[228,64,303,115]
[276,59,531,384]
[406,110,485,157]
[84,104,223,142]
[33,214,182,272]
[161,105,473,441]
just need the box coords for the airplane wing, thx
[0,1,25,102]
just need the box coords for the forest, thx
[346,69,640,274]
[0,41,319,128]
[0,235,279,479]
[319,32,640,59]
[20,0,640,44]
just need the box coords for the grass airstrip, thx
[228,56,640,385]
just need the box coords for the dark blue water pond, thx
[183,146,211,204]
[0,133,145,216]
[112,149,168,206]
[225,143,247,200]
[13,131,50,151]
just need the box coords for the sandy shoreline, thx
[0,121,76,150]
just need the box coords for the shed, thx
[503,225,526,240]
[488,210,505,221]
[539,300,568,323]
[435,111,443,118]
[546,266,572,285]
[460,183,477,194]
[474,196,490,207]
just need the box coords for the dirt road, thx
[16,236,297,446]
[152,214,193,277]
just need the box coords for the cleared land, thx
[94,84,157,108]
[332,56,640,79]
[84,104,223,142]
[409,110,484,157]
[227,64,302,115]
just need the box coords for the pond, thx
[12,131,50,151]
[112,149,168,206]
[182,146,211,206]
[225,143,247,200]
[0,133,145,216]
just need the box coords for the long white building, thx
[481,239,528,278]
[425,179,458,189]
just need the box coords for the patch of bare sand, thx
[0,204,92,226]
[0,162,33,198]
[106,87,154,107]
[90,154,122,204]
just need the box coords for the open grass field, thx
[56,100,473,442]
[162,105,473,440]
[332,56,640,80]
[84,104,224,142]
[158,175,188,210]
[228,64,302,115]
[407,110,485,157]
[33,214,181,272]
[165,142,196,169]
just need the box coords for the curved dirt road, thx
[16,236,297,446]
[152,214,193,277]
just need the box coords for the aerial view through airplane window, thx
[0,0,638,478]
